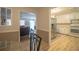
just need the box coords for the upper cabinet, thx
[0,8,11,26]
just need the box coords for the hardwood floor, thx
[49,34,79,51]
[20,35,49,51]
[20,36,30,51]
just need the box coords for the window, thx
[20,20,25,26]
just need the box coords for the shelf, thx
[70,19,79,33]
[71,29,79,33]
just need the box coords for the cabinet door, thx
[0,8,11,26]
[1,8,6,25]
[6,8,11,25]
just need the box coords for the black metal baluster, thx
[30,33,42,51]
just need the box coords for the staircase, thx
[30,33,42,51]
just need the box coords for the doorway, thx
[19,12,36,51]
[48,8,58,46]
[51,17,57,39]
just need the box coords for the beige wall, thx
[18,7,50,32]
[0,7,50,34]
[0,7,51,50]
[0,7,37,32]
[0,8,20,32]
[36,8,50,32]
[0,7,37,50]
